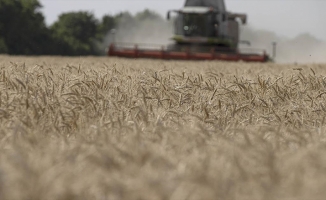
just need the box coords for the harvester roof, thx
[179,6,214,14]
[184,0,226,12]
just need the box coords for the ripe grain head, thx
[0,55,326,200]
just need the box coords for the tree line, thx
[0,0,163,56]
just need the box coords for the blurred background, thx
[0,0,325,63]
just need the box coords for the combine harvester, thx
[107,0,271,62]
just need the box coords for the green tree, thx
[114,11,135,26]
[0,20,7,53]
[97,14,116,39]
[135,9,162,22]
[0,0,52,55]
[0,37,8,53]
[51,11,99,55]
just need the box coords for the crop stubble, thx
[0,55,326,200]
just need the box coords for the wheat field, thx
[0,55,326,200]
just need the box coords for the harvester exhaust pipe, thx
[110,29,116,44]
[272,42,277,59]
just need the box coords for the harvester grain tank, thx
[108,0,270,62]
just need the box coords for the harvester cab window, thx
[182,14,207,37]
[209,13,219,37]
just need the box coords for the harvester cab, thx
[167,6,247,53]
[107,0,271,62]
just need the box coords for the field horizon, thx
[1,55,326,200]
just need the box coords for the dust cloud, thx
[103,15,174,49]
[240,25,326,64]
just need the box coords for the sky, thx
[39,0,326,41]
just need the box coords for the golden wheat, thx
[0,55,326,200]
